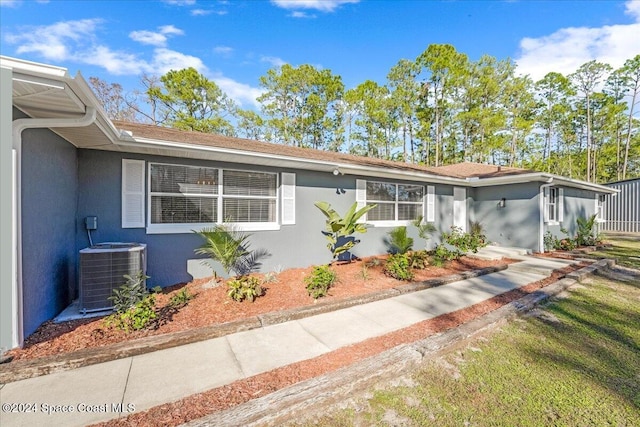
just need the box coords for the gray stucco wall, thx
[1,67,14,352]
[21,126,78,338]
[546,187,598,240]
[470,182,541,250]
[77,149,458,288]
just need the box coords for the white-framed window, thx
[596,194,606,222]
[146,162,281,233]
[544,187,564,224]
[357,179,424,225]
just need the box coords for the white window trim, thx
[595,194,606,223]
[545,187,563,225]
[146,162,281,234]
[360,179,425,227]
[147,222,281,234]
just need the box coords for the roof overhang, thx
[115,135,465,185]
[2,56,120,148]
[467,173,619,194]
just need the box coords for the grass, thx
[587,235,640,269]
[293,239,640,427]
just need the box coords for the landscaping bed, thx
[88,262,588,427]
[4,255,506,363]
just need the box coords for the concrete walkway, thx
[0,254,578,427]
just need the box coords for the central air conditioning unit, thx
[79,243,147,313]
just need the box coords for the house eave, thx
[467,173,619,194]
[114,135,467,185]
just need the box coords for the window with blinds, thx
[149,163,277,225]
[222,170,276,222]
[365,181,424,222]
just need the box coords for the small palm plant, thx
[412,215,436,249]
[194,224,261,276]
[387,226,414,254]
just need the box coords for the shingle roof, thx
[112,121,534,180]
[429,162,534,179]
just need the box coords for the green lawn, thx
[587,235,640,269]
[295,256,640,426]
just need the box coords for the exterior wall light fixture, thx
[498,198,506,208]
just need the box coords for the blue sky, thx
[1,0,639,109]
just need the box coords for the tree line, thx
[89,44,639,183]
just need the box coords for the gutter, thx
[539,178,554,253]
[11,107,96,348]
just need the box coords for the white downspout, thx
[539,178,554,253]
[11,107,96,348]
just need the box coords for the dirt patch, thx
[6,255,503,362]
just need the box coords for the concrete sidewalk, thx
[0,255,577,427]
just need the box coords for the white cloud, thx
[515,0,640,80]
[212,74,264,108]
[129,25,183,47]
[0,0,20,7]
[271,0,359,12]
[214,45,234,56]
[626,0,640,19]
[261,55,287,67]
[291,11,315,18]
[151,48,208,74]
[162,0,196,5]
[129,30,168,47]
[158,25,184,36]
[4,17,262,108]
[6,18,102,61]
[191,8,211,16]
[80,45,147,75]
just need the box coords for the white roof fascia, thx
[66,72,122,142]
[0,56,68,78]
[467,173,619,194]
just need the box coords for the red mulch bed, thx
[90,263,584,427]
[6,255,503,362]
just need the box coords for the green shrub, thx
[408,250,430,269]
[105,294,157,332]
[108,270,150,313]
[431,244,460,267]
[387,226,414,254]
[305,265,337,299]
[227,276,264,302]
[442,224,487,254]
[168,288,195,308]
[544,231,560,251]
[384,253,414,281]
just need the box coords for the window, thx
[544,187,563,224]
[360,180,424,223]
[596,194,606,222]
[222,170,277,222]
[150,164,218,224]
[148,162,279,231]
